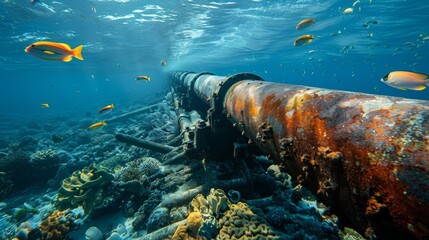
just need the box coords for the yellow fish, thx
[296,18,315,30]
[25,41,83,62]
[136,75,151,81]
[41,103,49,108]
[98,104,114,114]
[88,121,107,130]
[161,60,167,67]
[343,8,354,14]
[294,35,314,46]
[381,71,429,91]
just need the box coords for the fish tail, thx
[73,45,84,60]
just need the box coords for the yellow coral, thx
[187,212,203,237]
[39,210,74,240]
[54,164,113,214]
[218,202,278,239]
[189,194,209,214]
[172,224,188,240]
[206,188,230,217]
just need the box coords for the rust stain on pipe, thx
[224,80,429,238]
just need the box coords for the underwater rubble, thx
[0,95,369,240]
[1,68,428,239]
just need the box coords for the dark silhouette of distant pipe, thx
[115,133,174,153]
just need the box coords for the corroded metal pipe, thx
[224,81,429,238]
[169,71,429,239]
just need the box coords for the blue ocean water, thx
[0,0,428,117]
[0,1,428,239]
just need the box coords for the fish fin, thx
[43,50,55,55]
[410,72,429,80]
[409,85,426,91]
[395,71,429,80]
[62,55,73,62]
[73,45,84,60]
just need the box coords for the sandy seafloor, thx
[0,96,365,240]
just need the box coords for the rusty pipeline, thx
[169,71,429,238]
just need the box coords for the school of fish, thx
[24,0,428,126]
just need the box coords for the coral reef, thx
[172,223,188,240]
[218,202,279,239]
[39,209,80,240]
[177,188,279,239]
[30,149,66,168]
[0,150,33,191]
[0,150,31,175]
[132,190,162,231]
[120,156,162,183]
[54,164,114,214]
[187,211,203,237]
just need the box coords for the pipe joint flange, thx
[213,73,264,115]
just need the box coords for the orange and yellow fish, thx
[294,34,314,46]
[98,104,114,114]
[41,103,49,108]
[88,121,107,130]
[136,75,151,81]
[296,18,315,30]
[25,41,83,62]
[343,8,354,14]
[381,71,429,91]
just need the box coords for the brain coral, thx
[217,202,279,240]
[54,164,113,214]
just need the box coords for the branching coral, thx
[120,157,162,183]
[54,164,113,214]
[30,149,60,165]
